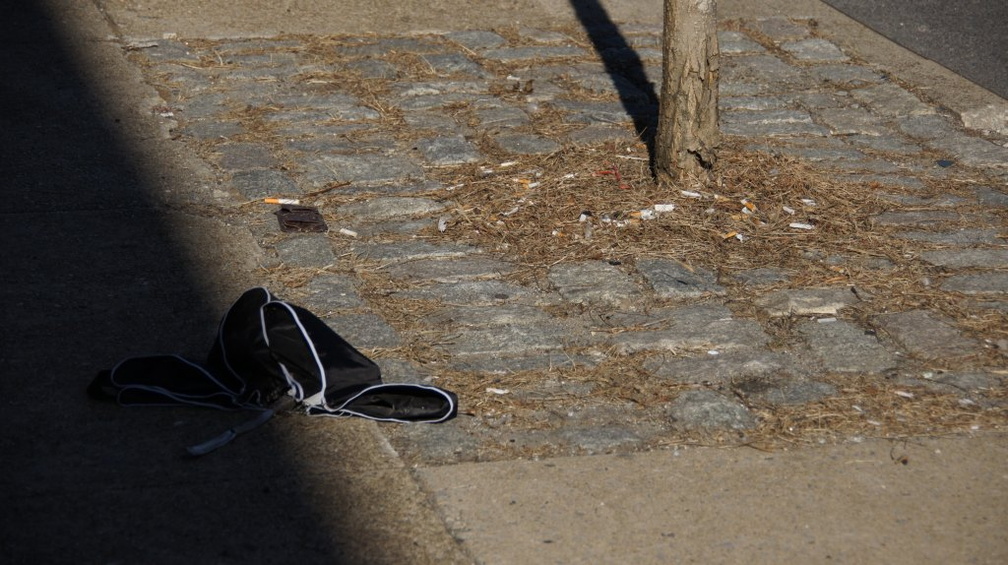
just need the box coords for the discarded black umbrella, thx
[89,287,458,455]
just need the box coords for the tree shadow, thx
[0,2,366,562]
[568,0,660,164]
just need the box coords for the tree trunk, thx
[655,0,720,183]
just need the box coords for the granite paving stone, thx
[781,38,848,62]
[337,196,448,222]
[749,17,811,41]
[875,310,979,360]
[920,248,1008,269]
[815,107,892,136]
[180,120,244,140]
[230,169,299,200]
[972,186,1008,208]
[481,46,588,62]
[931,372,1002,393]
[324,313,401,349]
[274,234,336,268]
[450,352,603,374]
[300,153,424,187]
[567,125,637,145]
[402,111,466,133]
[302,273,365,311]
[394,81,487,97]
[383,256,514,283]
[871,210,962,227]
[175,92,230,119]
[333,37,444,57]
[896,114,959,140]
[351,240,476,262]
[395,93,488,111]
[734,379,838,406]
[643,351,809,385]
[720,55,811,90]
[424,304,555,328]
[135,40,200,62]
[810,64,882,86]
[836,173,926,189]
[346,59,399,79]
[797,319,898,374]
[717,31,766,54]
[286,133,397,157]
[879,193,967,208]
[518,27,572,44]
[557,426,645,454]
[392,280,540,304]
[667,389,757,431]
[215,142,277,170]
[733,267,793,286]
[476,106,530,129]
[896,228,1003,245]
[420,53,489,77]
[844,134,922,154]
[924,134,1008,169]
[850,84,935,117]
[754,288,858,317]
[494,133,561,155]
[548,261,643,307]
[941,272,1008,295]
[637,259,726,299]
[414,135,483,166]
[610,305,769,355]
[553,100,643,125]
[444,30,507,51]
[438,324,570,357]
[720,96,787,111]
[722,109,829,137]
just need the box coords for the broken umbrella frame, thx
[89,287,458,456]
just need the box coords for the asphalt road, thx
[822,0,1008,99]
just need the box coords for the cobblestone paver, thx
[129,18,1006,463]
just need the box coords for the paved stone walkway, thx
[129,18,1006,463]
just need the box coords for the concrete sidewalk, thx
[3,0,1005,563]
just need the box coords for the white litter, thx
[789,222,815,230]
[337,228,358,238]
[653,203,676,213]
[894,390,915,399]
[486,387,510,395]
[681,190,703,198]
[438,216,449,233]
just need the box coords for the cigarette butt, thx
[338,228,358,237]
[265,197,301,205]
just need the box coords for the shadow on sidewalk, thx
[0,2,351,562]
[569,0,660,162]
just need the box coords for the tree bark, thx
[655,0,720,183]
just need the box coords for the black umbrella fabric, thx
[89,287,458,455]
